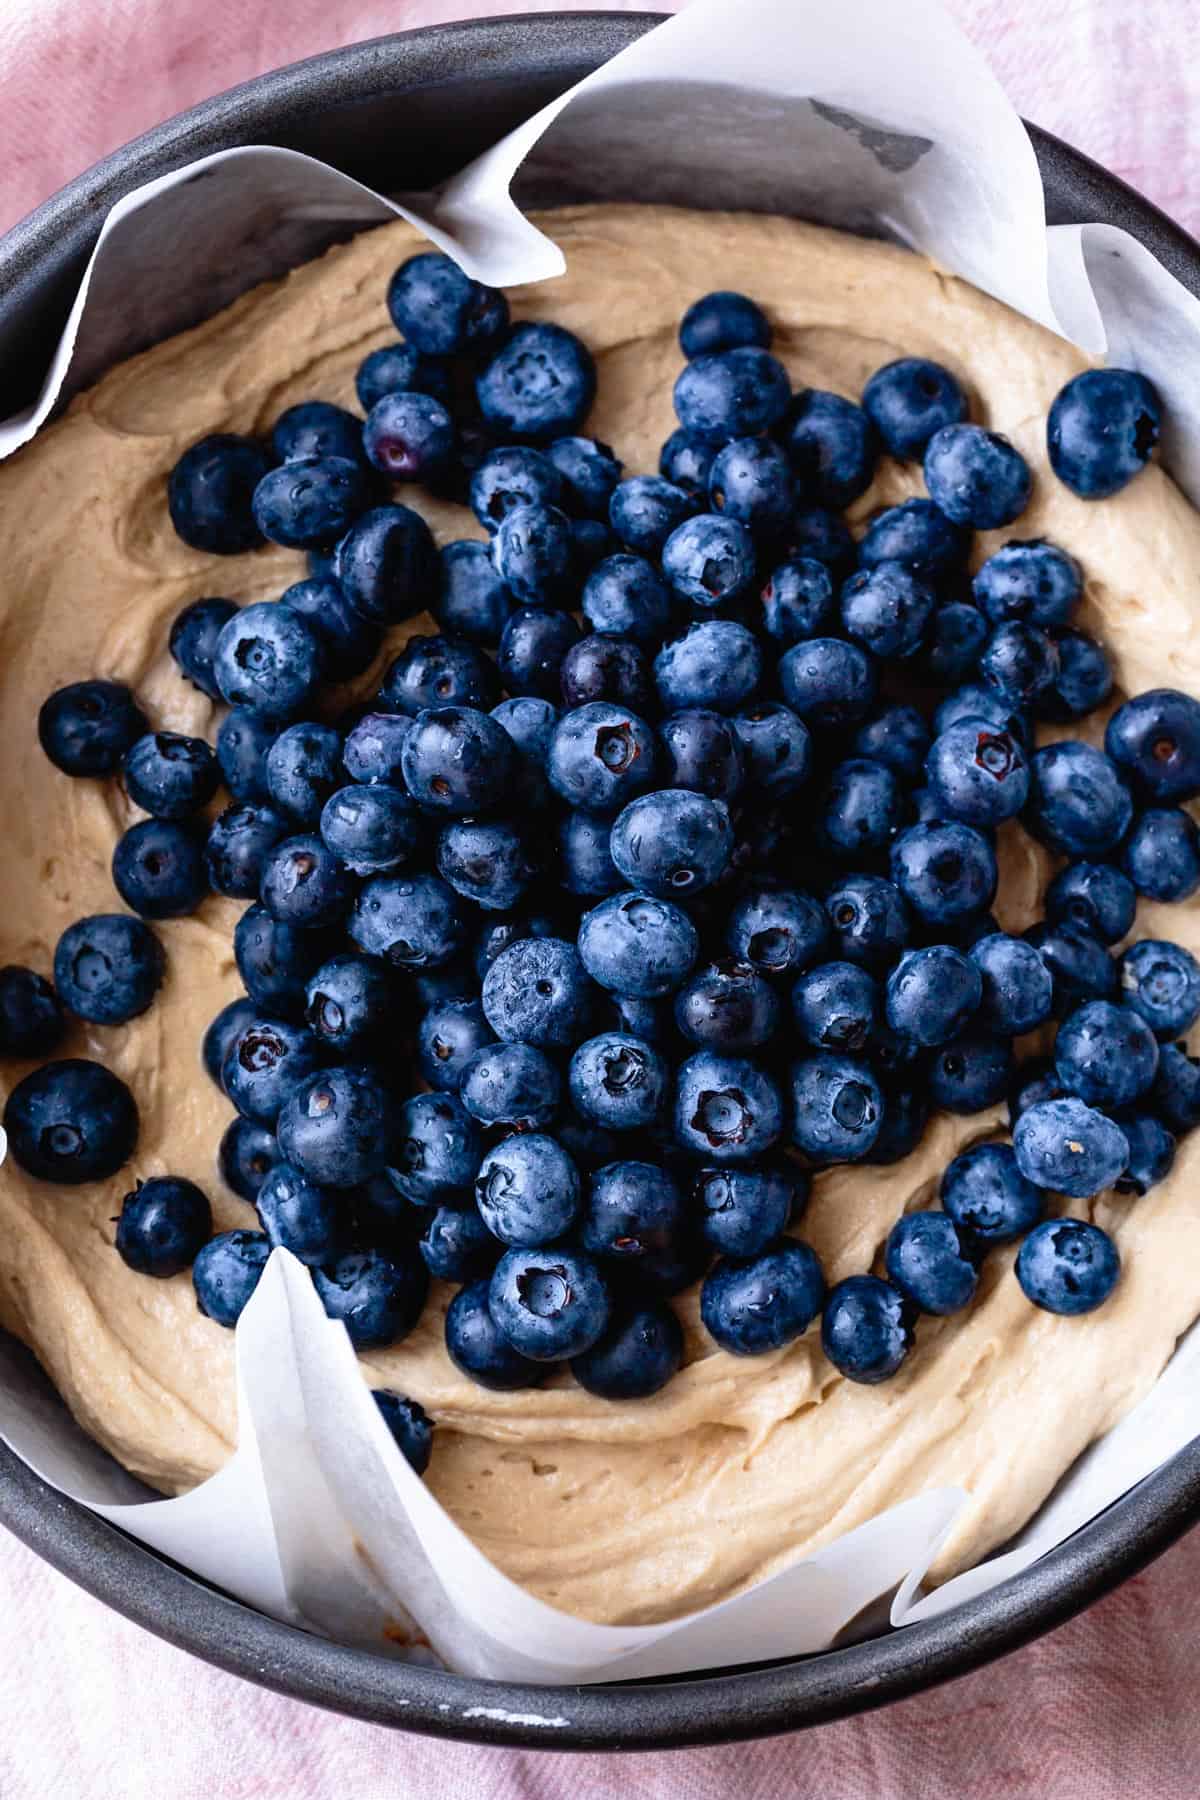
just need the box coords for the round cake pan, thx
[2,11,1199,1752]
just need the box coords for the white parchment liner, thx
[1,0,1199,1692]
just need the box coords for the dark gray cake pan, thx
[1,11,1198,1752]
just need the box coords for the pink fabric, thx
[1,1,1199,1792]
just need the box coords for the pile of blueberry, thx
[5,250,1200,1438]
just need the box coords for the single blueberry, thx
[113,818,208,919]
[918,601,990,687]
[203,997,259,1092]
[782,389,877,508]
[342,711,412,787]
[675,961,780,1054]
[497,606,582,699]
[356,343,452,412]
[1055,998,1160,1109]
[821,1275,915,1383]
[259,833,355,930]
[169,597,238,699]
[305,953,393,1055]
[320,783,421,876]
[853,705,931,782]
[571,1303,684,1400]
[334,504,438,626]
[924,423,1032,529]
[659,427,715,497]
[1045,862,1137,947]
[858,497,968,579]
[445,1279,543,1390]
[255,1161,346,1266]
[419,1204,501,1283]
[789,1053,883,1162]
[1105,688,1200,803]
[476,322,597,441]
[1016,1219,1120,1314]
[373,1391,434,1476]
[213,602,324,717]
[1012,1097,1129,1198]
[117,1176,212,1278]
[481,937,594,1048]
[885,1211,978,1315]
[54,914,164,1025]
[708,436,794,533]
[266,722,345,825]
[0,965,64,1058]
[459,1041,562,1132]
[348,872,467,969]
[234,902,335,1021]
[400,705,515,816]
[216,709,283,804]
[363,391,455,483]
[386,251,508,356]
[673,346,791,446]
[885,944,982,1046]
[925,717,1029,827]
[252,455,372,550]
[1037,629,1113,723]
[223,1016,324,1128]
[578,890,699,998]
[168,433,269,555]
[890,821,998,925]
[655,620,762,715]
[38,680,148,779]
[193,1231,270,1327]
[979,621,1060,709]
[969,932,1054,1035]
[560,635,654,714]
[5,1059,138,1184]
[726,886,830,981]
[314,1248,429,1349]
[674,1050,785,1164]
[474,1133,581,1246]
[778,637,877,729]
[941,1141,1044,1245]
[488,1247,610,1360]
[1114,1114,1177,1196]
[761,556,836,645]
[973,539,1082,629]
[701,1240,825,1355]
[435,540,514,647]
[792,961,878,1052]
[1121,808,1200,901]
[679,290,771,358]
[277,1066,397,1189]
[824,874,910,971]
[862,357,968,459]
[927,1031,1013,1113]
[218,1117,281,1202]
[1047,368,1161,498]
[273,400,366,467]
[1119,940,1200,1039]
[695,1163,804,1259]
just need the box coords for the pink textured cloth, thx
[1,2,1198,1793]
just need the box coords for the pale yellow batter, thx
[1,206,1198,1627]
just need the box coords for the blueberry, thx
[819,758,905,860]
[304,953,393,1054]
[113,818,208,919]
[853,706,931,782]
[379,633,497,718]
[251,456,371,550]
[606,477,695,560]
[696,1163,802,1260]
[0,965,64,1059]
[472,913,560,983]
[659,427,715,496]
[707,437,794,533]
[924,423,1031,528]
[1115,1114,1177,1195]
[216,709,283,804]
[560,636,653,714]
[661,512,756,611]
[558,808,622,897]
[168,433,269,555]
[1152,1043,1200,1133]
[218,1117,281,1202]
[918,601,989,687]
[570,1302,684,1401]
[1037,629,1113,723]
[489,502,574,607]
[497,606,582,699]
[655,620,762,715]
[289,579,384,686]
[579,1159,687,1264]
[259,834,354,929]
[858,498,968,580]
[419,1204,502,1282]
[969,932,1054,1035]
[356,343,451,412]
[679,290,770,358]
[726,886,829,980]
[934,682,1030,749]
[539,435,621,519]
[38,680,148,779]
[761,556,836,646]
[925,718,1029,827]
[193,1231,270,1327]
[362,390,454,483]
[670,959,777,1054]
[223,1017,324,1128]
[824,873,910,970]
[481,937,593,1048]
[885,944,982,1046]
[116,1176,211,1279]
[476,321,596,441]
[562,1032,665,1131]
[380,1092,479,1212]
[400,705,515,816]
[580,554,670,648]
[884,1211,977,1315]
[234,903,334,1020]
[791,960,878,1052]
[1013,1096,1129,1198]
[1024,921,1117,1014]
[203,997,259,1092]
[54,914,164,1026]
[5,1059,138,1184]
[788,1052,883,1163]
[1055,998,1160,1109]
[1008,1056,1069,1129]
[348,872,467,969]
[839,562,934,662]
[314,1247,428,1350]
[460,1041,561,1132]
[445,1279,542,1390]
[732,703,812,800]
[673,346,790,446]
[1025,742,1132,862]
[658,709,744,803]
[1119,940,1200,1038]
[862,357,968,458]
[342,711,411,787]
[169,597,238,699]
[787,505,858,578]
[276,1066,395,1190]
[1121,807,1200,901]
[1105,688,1200,802]
[890,822,997,925]
[254,1161,346,1266]
[579,891,699,998]
[972,539,1082,629]
[701,1240,825,1355]
[372,1391,434,1476]
[927,1031,1012,1113]
[782,389,877,508]
[610,789,734,899]
[319,784,421,876]
[1017,1218,1120,1315]
[821,1275,914,1383]
[979,621,1060,710]
[474,1134,581,1247]
[213,602,324,718]
[415,996,493,1093]
[264,723,343,826]
[385,249,506,354]
[546,702,656,817]
[778,637,877,729]
[1047,368,1161,498]
[335,504,438,626]
[491,696,559,804]
[272,400,366,467]
[673,1050,784,1164]
[940,1142,1042,1245]
[490,1245,610,1359]
[435,541,514,646]
[1045,862,1137,946]
[439,815,532,910]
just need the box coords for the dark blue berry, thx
[925,718,1029,826]
[761,556,836,645]
[169,597,238,699]
[273,400,366,466]
[342,711,411,787]
[476,322,596,441]
[858,497,967,579]
[1152,1044,1200,1133]
[380,632,497,717]
[1047,368,1161,498]
[885,1211,977,1314]
[655,620,762,715]
[778,637,876,729]
[265,722,344,825]
[373,1391,433,1475]
[419,1204,500,1283]
[659,427,714,496]
[218,1117,281,1202]
[203,997,259,1092]
[578,890,699,997]
[609,788,734,897]
[315,1247,428,1349]
[117,1176,211,1278]
[54,914,164,1025]
[708,437,794,532]
[973,539,1081,628]
[386,1090,481,1207]
[348,872,467,969]
[416,996,493,1092]
[941,1141,1044,1244]
[788,1053,883,1161]
[113,818,207,919]
[787,505,857,578]
[733,703,812,799]
[969,932,1054,1034]
[446,1279,542,1390]
[695,1163,803,1259]
[363,391,454,482]
[475,1133,581,1246]
[1024,921,1117,1014]
[783,389,877,508]
[885,944,982,1046]
[492,502,575,606]
[1045,862,1136,946]
[819,757,905,860]
[304,953,392,1054]
[673,346,790,447]
[319,784,421,876]
[1119,940,1200,1038]
[435,541,513,646]
[335,504,438,626]
[213,602,323,716]
[890,821,997,925]
[223,1016,324,1128]
[853,705,931,782]
[559,808,621,896]
[1008,1057,1068,1130]
[1055,998,1159,1108]
[259,834,354,929]
[701,1240,824,1355]
[726,885,829,981]
[979,621,1060,709]
[252,455,371,550]
[924,423,1031,529]
[489,1247,610,1360]
[934,682,1030,749]
[356,343,451,412]
[608,475,697,557]
[918,601,989,687]
[194,1231,270,1326]
[821,1275,914,1383]
[481,936,593,1047]
[674,960,780,1053]
[168,433,269,555]
[824,874,910,970]
[567,1032,668,1131]
[216,709,282,803]
[1105,688,1200,803]
[400,705,515,815]
[579,1159,686,1265]
[662,512,756,609]
[547,703,657,816]
[658,708,744,802]
[927,1031,1013,1112]
[460,1040,561,1132]
[497,606,582,699]
[5,1059,138,1183]
[387,251,508,356]
[1121,807,1200,901]
[571,1303,684,1400]
[1013,1096,1129,1197]
[277,1066,396,1189]
[862,357,967,458]
[545,435,622,517]
[1114,1114,1177,1196]
[0,965,64,1058]
[674,1050,784,1163]
[1037,629,1112,722]
[1016,1218,1120,1314]
[679,290,770,358]
[234,902,334,1020]
[792,960,877,1052]
[560,636,653,713]
[437,818,534,911]
[38,680,147,778]
[255,1161,345,1266]
[581,554,671,648]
